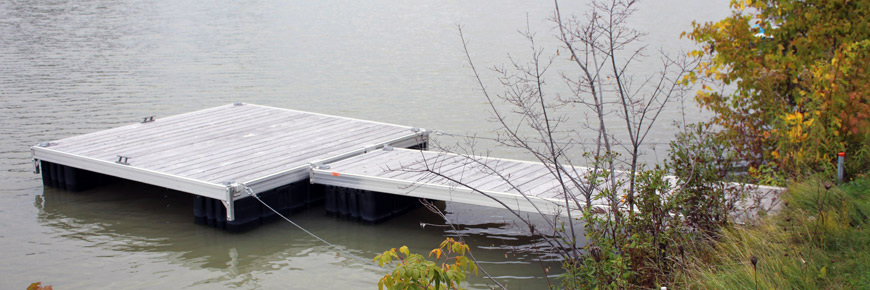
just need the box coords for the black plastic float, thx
[41,161,115,192]
[324,185,423,224]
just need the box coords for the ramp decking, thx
[310,147,600,217]
[310,147,784,219]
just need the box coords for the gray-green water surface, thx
[0,0,729,288]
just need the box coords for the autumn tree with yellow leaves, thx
[686,0,870,182]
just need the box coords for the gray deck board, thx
[495,164,553,193]
[147,117,356,172]
[398,154,485,183]
[97,110,311,159]
[461,161,526,189]
[72,109,307,159]
[144,116,351,167]
[58,105,263,154]
[63,116,273,162]
[332,150,407,174]
[52,105,241,147]
[472,163,538,192]
[203,128,414,182]
[201,127,414,183]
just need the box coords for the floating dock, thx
[32,103,783,232]
[31,103,428,231]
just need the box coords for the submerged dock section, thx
[32,103,428,231]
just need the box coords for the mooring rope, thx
[244,186,381,268]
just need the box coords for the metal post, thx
[837,152,845,183]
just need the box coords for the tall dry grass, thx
[675,175,870,289]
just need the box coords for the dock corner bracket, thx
[223,182,248,222]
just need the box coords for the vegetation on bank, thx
[612,0,870,287]
[686,0,870,183]
[677,175,870,289]
[671,1,870,287]
[667,1,870,287]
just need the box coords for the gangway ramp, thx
[309,147,785,221]
[310,147,602,218]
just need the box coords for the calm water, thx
[0,0,729,288]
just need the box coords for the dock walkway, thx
[32,104,783,231]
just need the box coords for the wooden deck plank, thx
[501,166,563,193]
[405,153,494,182]
[58,113,273,162]
[105,108,309,157]
[49,104,244,147]
[472,162,543,190]
[56,104,261,153]
[337,150,549,197]
[493,163,554,192]
[455,161,527,190]
[322,149,591,203]
[219,130,419,183]
[378,153,466,179]
[327,150,417,175]
[198,128,416,182]
[143,117,355,172]
[180,124,398,180]
[66,106,297,158]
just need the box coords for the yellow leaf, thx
[430,249,443,259]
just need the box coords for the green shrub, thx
[374,238,478,290]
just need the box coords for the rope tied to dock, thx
[244,186,382,268]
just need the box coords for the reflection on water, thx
[1,0,730,288]
[33,181,562,288]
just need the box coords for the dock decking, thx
[31,103,429,222]
[32,104,783,231]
